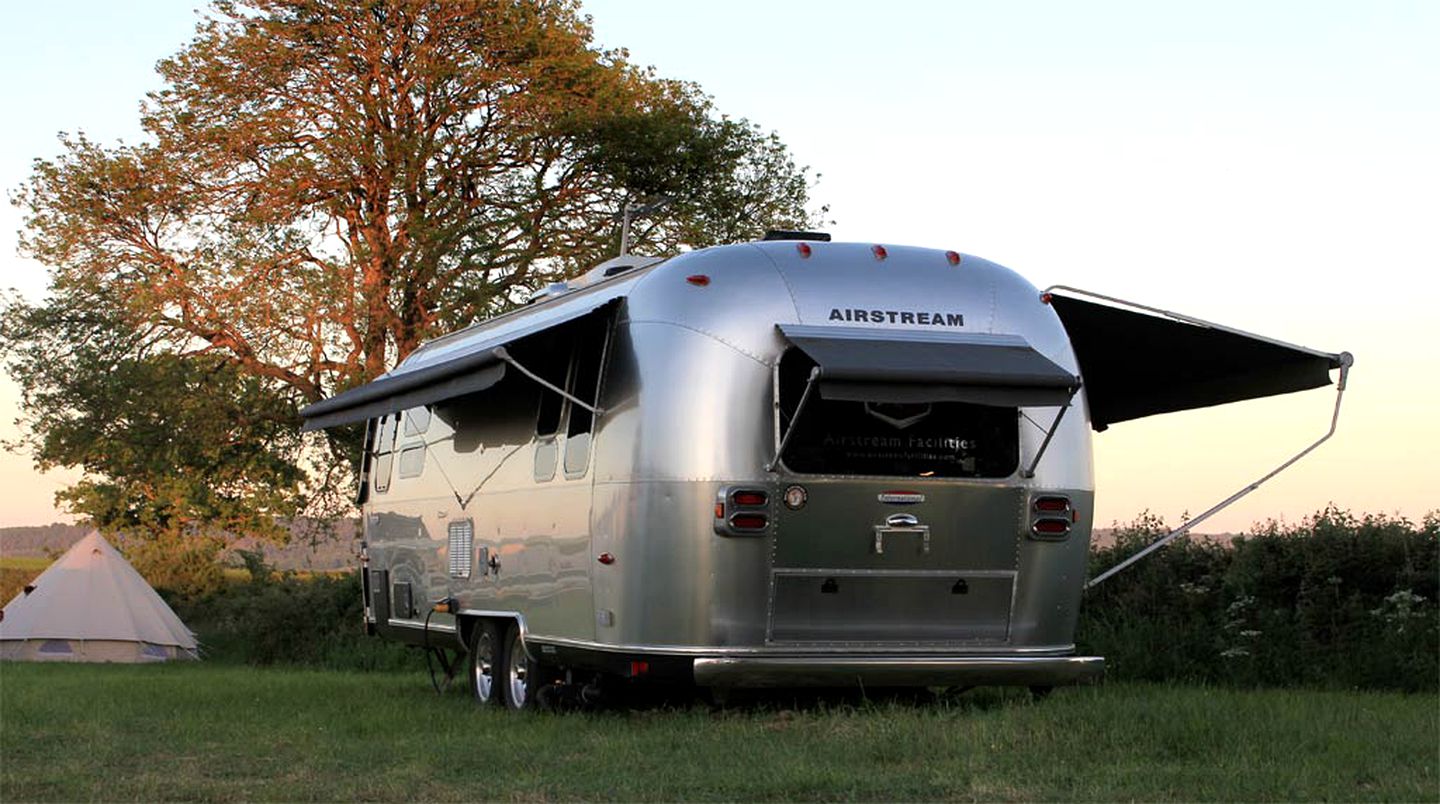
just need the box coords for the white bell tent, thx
[1,531,198,662]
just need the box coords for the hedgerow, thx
[1079,507,1438,692]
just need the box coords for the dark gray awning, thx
[300,362,505,432]
[300,295,623,432]
[1045,291,1345,430]
[778,324,1079,407]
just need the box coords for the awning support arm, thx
[1021,398,1073,479]
[767,367,821,472]
[1087,355,1353,589]
[491,346,603,416]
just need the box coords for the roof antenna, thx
[618,198,670,257]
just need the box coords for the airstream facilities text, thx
[301,235,1348,710]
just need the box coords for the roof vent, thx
[762,230,831,242]
[575,255,666,288]
[527,281,570,304]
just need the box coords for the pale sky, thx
[2,1,1436,531]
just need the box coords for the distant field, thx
[1,664,1434,801]
[0,557,51,606]
[0,556,53,571]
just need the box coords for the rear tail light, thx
[729,513,768,531]
[716,485,772,536]
[1030,494,1075,540]
[1032,517,1071,537]
[1033,496,1071,514]
[731,490,768,507]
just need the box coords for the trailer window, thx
[397,444,425,478]
[373,414,399,493]
[777,349,1019,478]
[404,406,431,436]
[530,341,571,482]
[564,316,610,477]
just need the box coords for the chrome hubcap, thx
[472,634,495,702]
[507,633,528,707]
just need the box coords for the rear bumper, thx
[692,654,1104,688]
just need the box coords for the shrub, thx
[171,556,419,672]
[1080,507,1439,691]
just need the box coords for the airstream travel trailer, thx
[300,233,1349,709]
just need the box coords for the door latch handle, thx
[873,521,930,555]
[478,546,500,576]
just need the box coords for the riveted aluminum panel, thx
[768,572,1014,644]
[772,482,1025,572]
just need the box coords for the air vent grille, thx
[448,520,474,579]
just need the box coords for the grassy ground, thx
[1,664,1434,801]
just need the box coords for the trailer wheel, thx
[468,621,501,706]
[498,621,536,711]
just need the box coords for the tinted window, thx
[534,362,567,438]
[566,317,608,440]
[564,316,610,477]
[777,349,1019,478]
[373,415,398,493]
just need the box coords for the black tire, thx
[498,621,536,711]
[468,620,501,707]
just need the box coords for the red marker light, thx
[872,245,888,261]
[686,274,710,286]
[1040,292,1053,305]
[629,660,650,677]
[598,552,616,565]
[715,502,725,519]
[946,250,961,266]
[797,242,812,258]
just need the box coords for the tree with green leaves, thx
[4,0,824,583]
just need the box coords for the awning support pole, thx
[1087,356,1353,589]
[767,367,821,472]
[491,346,603,415]
[1021,395,1075,479]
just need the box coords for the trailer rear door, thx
[766,326,1076,645]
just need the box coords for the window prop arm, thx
[491,347,603,416]
[1020,394,1075,479]
[767,367,821,472]
[1087,354,1353,589]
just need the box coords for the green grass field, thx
[1,663,1434,801]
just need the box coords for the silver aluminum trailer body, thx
[301,238,1345,704]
